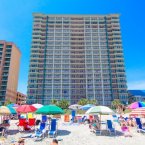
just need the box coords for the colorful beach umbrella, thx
[7,103,19,108]
[80,104,95,111]
[68,104,82,110]
[7,106,17,114]
[0,106,11,114]
[17,105,37,113]
[86,106,115,115]
[36,105,64,115]
[130,108,145,117]
[128,102,145,109]
[32,103,43,109]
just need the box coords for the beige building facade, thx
[0,40,21,105]
[16,92,27,105]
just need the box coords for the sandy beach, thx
[0,115,144,145]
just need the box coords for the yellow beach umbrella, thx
[0,106,11,114]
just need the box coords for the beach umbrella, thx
[0,106,11,114]
[130,108,145,117]
[80,104,95,111]
[32,103,43,109]
[7,106,17,114]
[16,105,37,113]
[7,103,19,108]
[36,105,64,115]
[86,106,115,115]
[128,102,145,109]
[68,104,82,110]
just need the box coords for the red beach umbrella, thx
[130,108,145,117]
[16,105,37,113]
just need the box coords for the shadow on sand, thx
[57,129,71,136]
[94,129,124,137]
[7,129,19,135]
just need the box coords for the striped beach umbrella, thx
[130,108,145,117]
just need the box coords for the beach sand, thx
[2,115,145,145]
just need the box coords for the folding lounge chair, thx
[34,122,47,140]
[135,118,145,133]
[48,119,57,138]
[42,115,47,122]
[107,120,116,135]
[16,118,26,131]
[28,118,36,130]
[0,127,7,137]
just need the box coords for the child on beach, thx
[121,121,132,137]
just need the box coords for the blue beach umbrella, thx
[80,104,95,111]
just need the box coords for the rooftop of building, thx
[0,40,21,54]
[17,91,27,97]
[33,13,120,17]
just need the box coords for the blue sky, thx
[0,0,145,94]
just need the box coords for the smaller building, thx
[128,90,145,103]
[16,92,27,105]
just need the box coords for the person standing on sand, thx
[50,139,58,145]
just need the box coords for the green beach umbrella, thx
[36,105,64,115]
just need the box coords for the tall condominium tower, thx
[27,14,128,105]
[0,41,21,105]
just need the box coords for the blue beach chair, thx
[42,115,47,122]
[48,119,57,138]
[135,118,145,133]
[34,122,47,140]
[107,120,116,135]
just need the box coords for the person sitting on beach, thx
[121,121,132,137]
[126,117,135,127]
[50,139,58,145]
[23,119,31,131]
[90,120,100,133]
[118,115,125,125]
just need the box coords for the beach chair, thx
[28,118,36,130]
[71,110,76,122]
[107,120,116,135]
[42,115,47,122]
[48,119,57,138]
[135,118,145,133]
[64,114,70,122]
[0,127,7,137]
[16,118,26,131]
[112,115,119,123]
[34,122,47,140]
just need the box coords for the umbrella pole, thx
[100,114,101,130]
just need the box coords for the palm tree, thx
[111,99,121,109]
[78,98,89,106]
[51,99,58,106]
[58,99,69,109]
[88,99,98,105]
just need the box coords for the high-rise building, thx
[16,92,27,105]
[27,14,128,105]
[0,41,21,105]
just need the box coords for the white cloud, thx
[128,80,145,90]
